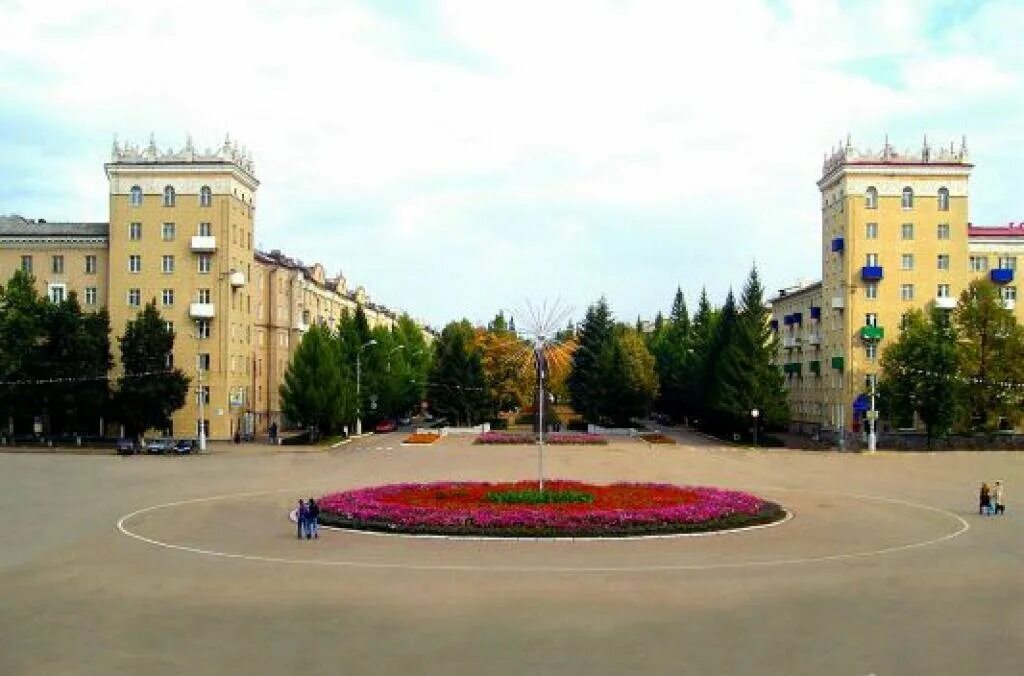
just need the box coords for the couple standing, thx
[979,481,1006,516]
[296,498,320,539]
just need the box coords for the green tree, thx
[879,307,961,444]
[280,324,347,439]
[567,297,615,422]
[954,279,1024,431]
[0,270,46,433]
[112,301,189,439]
[429,320,493,425]
[683,287,717,425]
[606,326,659,424]
[653,287,691,420]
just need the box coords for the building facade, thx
[772,136,1024,438]
[0,135,426,440]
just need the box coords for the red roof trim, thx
[969,226,1024,237]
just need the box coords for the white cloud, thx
[0,0,1022,324]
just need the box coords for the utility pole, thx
[867,374,878,452]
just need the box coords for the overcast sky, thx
[1,0,1022,328]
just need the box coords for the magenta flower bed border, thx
[546,433,607,445]
[317,481,785,538]
[474,432,609,445]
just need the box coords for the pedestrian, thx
[297,499,308,539]
[269,421,278,445]
[306,498,319,539]
[992,480,1005,516]
[980,482,991,516]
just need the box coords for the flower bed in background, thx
[640,433,676,445]
[402,433,441,445]
[475,432,534,445]
[317,481,785,537]
[546,433,607,445]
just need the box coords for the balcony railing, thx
[831,296,844,309]
[861,266,884,281]
[190,235,217,252]
[810,306,821,320]
[831,237,844,252]
[809,360,821,376]
[935,296,956,310]
[991,268,1014,284]
[807,333,821,346]
[860,325,884,341]
[1004,298,1017,311]
[831,356,844,371]
[189,302,215,319]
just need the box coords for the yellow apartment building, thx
[0,135,427,440]
[772,136,1024,440]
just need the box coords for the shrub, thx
[486,488,594,505]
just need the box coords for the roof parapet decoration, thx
[110,133,255,177]
[822,133,969,176]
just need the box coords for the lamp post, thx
[867,375,878,453]
[751,408,760,447]
[386,344,405,373]
[355,339,378,436]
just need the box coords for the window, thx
[938,187,950,211]
[902,186,914,209]
[937,284,951,298]
[998,256,1017,270]
[165,321,175,334]
[866,253,879,266]
[198,254,212,273]
[901,223,914,240]
[128,288,141,306]
[162,255,174,273]
[865,222,878,239]
[197,288,211,303]
[866,343,878,360]
[865,313,878,326]
[163,185,175,207]
[937,254,950,270]
[970,255,988,272]
[865,187,878,209]
[937,223,950,240]
[901,284,915,301]
[85,255,97,274]
[129,255,141,273]
[197,319,211,339]
[1003,286,1017,301]
[83,287,97,305]
[162,289,174,307]
[197,353,211,371]
[162,222,176,241]
[198,221,212,236]
[198,386,211,405]
[865,283,878,299]
[165,351,174,369]
[900,253,913,270]
[130,185,143,207]
[20,255,32,273]
[200,186,212,207]
[47,284,66,304]
[52,255,64,274]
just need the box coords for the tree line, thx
[0,270,188,440]
[879,279,1024,443]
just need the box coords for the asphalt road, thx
[1,431,1021,676]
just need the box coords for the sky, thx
[1,0,1023,329]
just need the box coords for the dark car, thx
[172,439,195,455]
[398,416,411,426]
[116,438,140,455]
[374,419,397,433]
[145,438,175,454]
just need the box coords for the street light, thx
[386,344,405,373]
[355,339,378,436]
[751,408,760,448]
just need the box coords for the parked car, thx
[116,438,140,455]
[374,419,397,433]
[398,416,412,426]
[172,439,196,455]
[145,438,175,454]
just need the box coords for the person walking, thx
[269,421,278,445]
[992,480,1005,516]
[980,482,992,516]
[306,498,320,539]
[296,499,308,539]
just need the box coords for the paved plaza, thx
[1,431,1021,675]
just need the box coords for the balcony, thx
[861,266,884,281]
[229,270,246,288]
[831,237,844,252]
[807,333,821,346]
[783,363,802,377]
[770,319,779,331]
[831,296,845,309]
[935,296,956,310]
[860,325,885,341]
[783,335,800,349]
[189,302,215,319]
[810,306,821,320]
[831,356,844,371]
[990,268,1014,284]
[809,360,821,376]
[190,235,217,252]
[1004,298,1016,311]
[791,311,803,325]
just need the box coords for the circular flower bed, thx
[317,481,785,537]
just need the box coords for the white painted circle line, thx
[116,488,970,572]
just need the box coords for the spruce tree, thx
[567,297,614,422]
[280,324,347,439]
[428,320,492,425]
